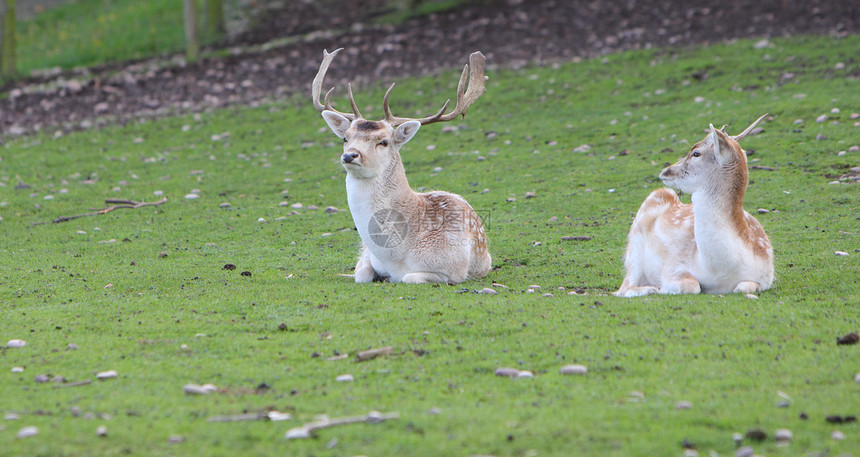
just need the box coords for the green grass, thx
[12,0,200,75]
[1,34,859,456]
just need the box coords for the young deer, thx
[614,115,773,297]
[312,48,491,284]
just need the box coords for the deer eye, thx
[692,151,702,157]
[342,137,347,143]
[378,139,389,147]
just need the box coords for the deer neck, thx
[345,154,418,236]
[690,171,749,264]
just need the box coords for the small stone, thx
[850,146,859,152]
[7,339,26,348]
[745,428,767,441]
[219,202,231,208]
[542,293,554,298]
[560,364,587,375]
[756,208,769,214]
[307,205,319,210]
[96,425,108,437]
[835,62,846,70]
[528,285,541,291]
[494,367,520,378]
[168,435,185,443]
[793,118,804,124]
[526,289,534,294]
[267,411,292,421]
[816,134,827,141]
[432,167,443,173]
[336,374,353,382]
[854,372,860,383]
[290,203,303,209]
[34,374,50,383]
[324,206,339,214]
[736,446,754,457]
[524,191,537,199]
[285,427,311,439]
[776,401,790,408]
[478,288,497,295]
[96,370,118,380]
[732,432,743,443]
[183,384,210,395]
[694,96,706,103]
[12,367,24,373]
[257,218,266,222]
[5,412,20,420]
[831,108,841,114]
[851,113,860,120]
[774,428,792,441]
[675,401,693,410]
[753,39,771,49]
[816,114,828,123]
[684,450,698,457]
[517,370,534,378]
[547,216,558,223]
[184,193,199,200]
[428,407,442,415]
[835,251,849,256]
[832,430,845,440]
[17,426,39,439]
[67,343,78,350]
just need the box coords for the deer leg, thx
[614,278,660,297]
[354,245,378,283]
[401,272,450,284]
[732,281,761,294]
[660,272,701,295]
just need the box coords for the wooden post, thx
[203,0,224,39]
[183,0,199,63]
[1,0,17,77]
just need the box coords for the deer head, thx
[313,48,488,179]
[659,114,767,195]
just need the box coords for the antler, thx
[383,51,488,127]
[312,48,363,120]
[731,113,768,142]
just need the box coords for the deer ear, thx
[710,124,733,165]
[394,121,421,147]
[322,110,351,139]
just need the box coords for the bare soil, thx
[1,0,857,136]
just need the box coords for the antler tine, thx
[731,113,768,142]
[347,83,363,119]
[311,48,359,120]
[385,51,487,127]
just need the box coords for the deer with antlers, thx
[614,115,774,297]
[313,48,491,284]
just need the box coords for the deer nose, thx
[342,151,360,163]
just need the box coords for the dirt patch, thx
[1,0,858,136]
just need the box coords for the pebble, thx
[219,202,231,208]
[184,193,199,200]
[547,216,558,223]
[494,367,520,378]
[267,411,292,421]
[96,425,108,437]
[257,218,266,222]
[34,374,50,383]
[67,343,78,350]
[290,203,303,209]
[96,370,118,380]
[478,288,497,295]
[542,293,554,298]
[307,205,319,210]
[528,285,541,291]
[753,39,771,49]
[12,367,24,373]
[850,146,859,152]
[851,113,860,120]
[432,167,443,173]
[693,96,706,103]
[278,201,289,207]
[835,251,848,256]
[831,107,841,114]
[736,446,754,457]
[816,134,827,141]
[335,374,354,382]
[675,401,693,410]
[168,435,185,443]
[560,364,587,375]
[832,430,845,440]
[524,191,537,198]
[324,206,339,214]
[854,372,860,383]
[6,339,27,348]
[17,426,39,439]
[774,428,792,441]
[683,450,698,457]
[183,384,214,395]
[154,190,164,196]
[428,407,442,415]
[517,370,534,378]
[732,432,743,444]
[6,412,20,420]
[285,427,311,439]
[816,114,828,123]
[756,208,769,214]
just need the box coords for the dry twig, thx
[53,197,168,223]
[285,411,399,440]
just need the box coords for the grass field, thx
[1,34,858,456]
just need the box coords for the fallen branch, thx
[355,346,393,362]
[285,411,399,440]
[53,197,168,223]
[52,379,92,388]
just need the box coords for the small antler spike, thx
[347,83,363,119]
[383,83,396,123]
[731,113,768,142]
